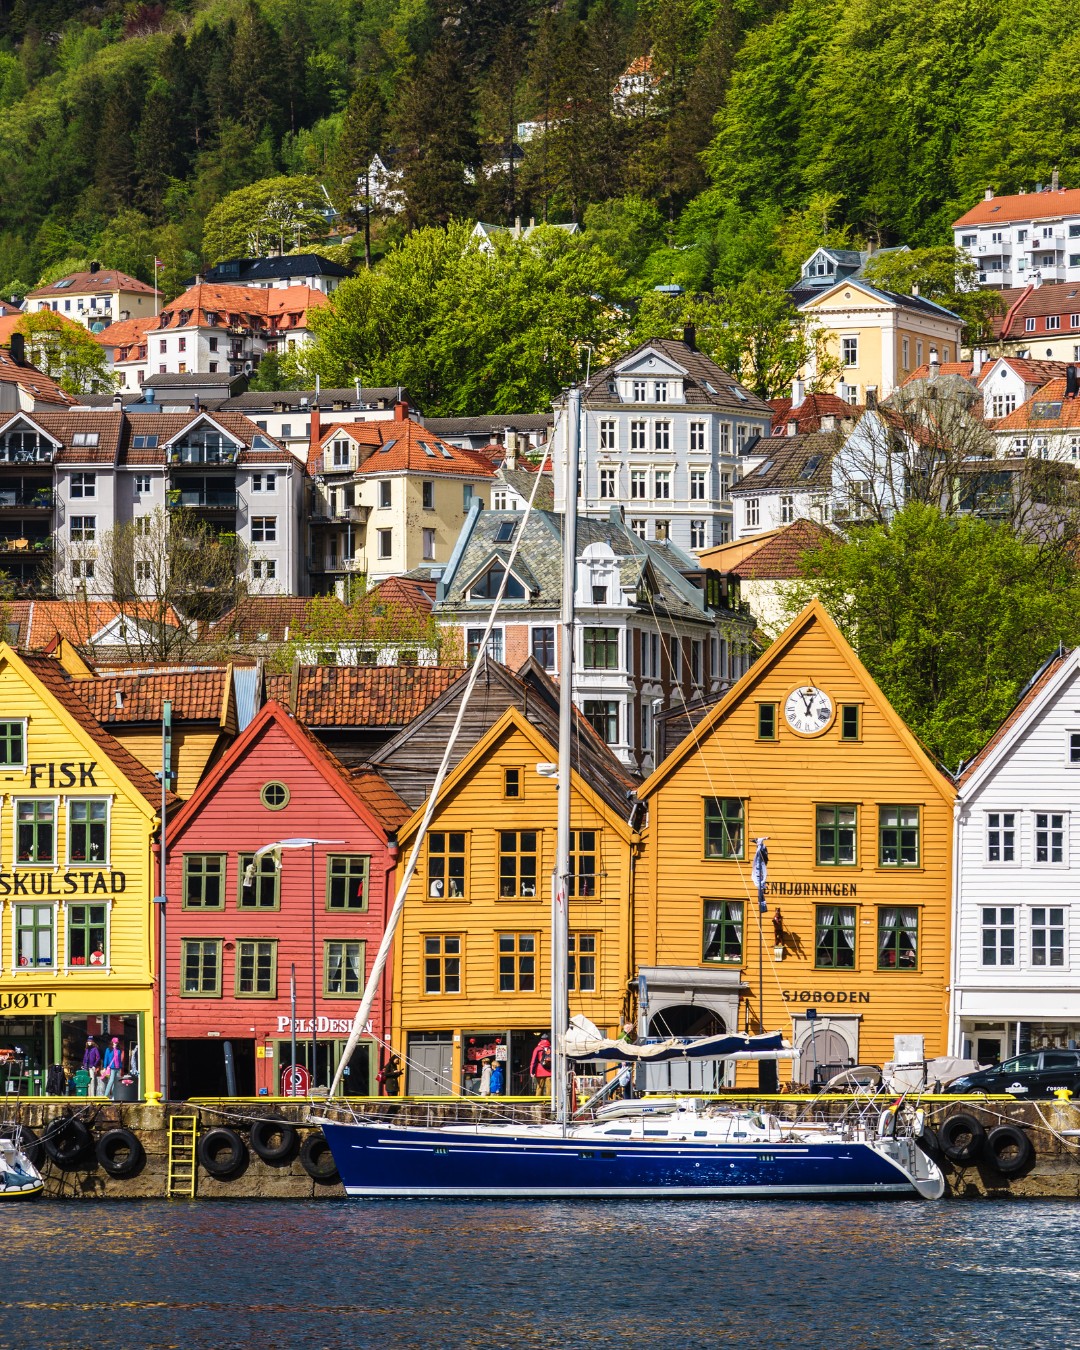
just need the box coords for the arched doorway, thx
[647,1005,726,1039]
[797,1027,850,1086]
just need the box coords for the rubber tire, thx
[299,1130,339,1182]
[986,1123,1034,1176]
[938,1112,987,1165]
[197,1127,248,1179]
[915,1125,943,1161]
[95,1127,145,1178]
[42,1115,93,1169]
[1,1122,42,1168]
[249,1118,299,1164]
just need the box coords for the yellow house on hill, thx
[637,600,955,1087]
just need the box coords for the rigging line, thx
[327,418,564,1099]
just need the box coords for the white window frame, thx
[980,905,1016,968]
[841,335,859,367]
[1033,811,1068,868]
[690,469,707,501]
[1066,731,1080,766]
[1030,905,1068,970]
[986,811,1017,865]
[745,498,760,529]
[11,901,57,973]
[13,796,60,869]
[654,470,671,500]
[654,421,671,452]
[599,467,617,500]
[630,421,646,451]
[689,422,706,452]
[599,420,617,451]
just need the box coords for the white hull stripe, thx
[342,1183,915,1198]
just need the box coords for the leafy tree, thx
[16,311,116,394]
[859,246,1005,344]
[331,76,386,266]
[201,174,328,263]
[582,196,665,279]
[248,351,292,391]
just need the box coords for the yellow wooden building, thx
[391,705,641,1095]
[637,600,955,1087]
[0,645,165,1096]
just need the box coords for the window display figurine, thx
[102,1037,124,1099]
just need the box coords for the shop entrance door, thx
[406,1033,453,1095]
[276,1040,372,1095]
[170,1039,255,1099]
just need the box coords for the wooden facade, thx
[638,601,955,1086]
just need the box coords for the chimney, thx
[1034,272,1043,289]
[309,403,322,461]
[984,187,994,201]
[820,413,837,432]
[393,397,409,421]
[972,348,983,377]
[911,282,919,297]
[1053,166,1061,192]
[791,377,805,408]
[505,430,518,469]
[786,420,798,437]
[1067,366,1079,399]
[1036,181,1043,193]
[193,393,201,413]
[89,261,100,274]
[865,385,878,409]
[8,332,24,366]
[112,390,122,407]
[929,347,940,379]
[682,322,697,352]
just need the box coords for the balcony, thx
[167,490,238,512]
[329,504,369,524]
[0,536,52,556]
[0,443,55,465]
[0,490,53,511]
[169,443,239,466]
[310,555,363,573]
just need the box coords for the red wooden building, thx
[162,700,408,1098]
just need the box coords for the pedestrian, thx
[82,1037,102,1097]
[530,1033,552,1095]
[478,1056,493,1097]
[103,1037,124,1099]
[489,1059,504,1096]
[377,1054,403,1097]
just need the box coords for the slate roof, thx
[264,665,460,726]
[76,668,230,724]
[423,414,552,436]
[953,189,1080,229]
[17,408,288,467]
[499,467,555,510]
[576,337,772,417]
[798,278,962,322]
[727,433,838,495]
[200,254,353,285]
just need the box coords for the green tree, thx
[582,196,665,279]
[331,76,386,267]
[16,311,116,395]
[248,351,291,391]
[859,246,1005,344]
[201,175,328,263]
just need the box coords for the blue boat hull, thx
[320,1120,919,1199]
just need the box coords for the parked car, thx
[941,1049,1080,1097]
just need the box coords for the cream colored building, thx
[27,267,157,333]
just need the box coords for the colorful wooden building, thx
[637,600,955,1086]
[161,700,408,1097]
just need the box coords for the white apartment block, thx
[953,184,1080,288]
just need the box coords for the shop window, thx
[1031,907,1066,967]
[424,934,462,994]
[237,852,281,909]
[15,903,53,967]
[840,704,860,740]
[326,855,369,911]
[504,768,521,799]
[877,908,918,969]
[181,938,222,996]
[236,939,277,997]
[568,932,596,992]
[15,799,54,864]
[325,939,364,996]
[816,805,856,865]
[260,781,289,810]
[569,830,597,897]
[498,932,536,991]
[703,899,743,963]
[981,906,1016,966]
[182,854,225,909]
[879,805,919,866]
[68,799,108,864]
[815,905,856,968]
[67,903,107,967]
[757,704,777,740]
[0,719,25,768]
[704,797,744,859]
[427,832,466,898]
[499,831,538,898]
[1035,812,1066,865]
[987,812,1016,863]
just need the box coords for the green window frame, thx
[15,799,54,864]
[757,704,777,740]
[879,806,920,867]
[325,940,365,997]
[424,934,462,994]
[840,704,861,740]
[704,797,745,859]
[181,938,222,996]
[499,830,539,898]
[68,799,108,864]
[182,854,226,909]
[67,903,107,967]
[235,939,277,997]
[877,907,918,969]
[703,900,743,963]
[815,905,856,968]
[15,903,53,968]
[427,832,466,898]
[816,805,856,866]
[238,852,281,909]
[326,855,369,911]
[498,931,536,992]
[569,830,597,897]
[582,627,619,669]
[568,932,597,992]
[0,720,25,768]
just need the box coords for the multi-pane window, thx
[1031,907,1065,967]
[705,797,745,859]
[583,627,619,669]
[630,519,646,539]
[758,704,777,740]
[182,854,225,909]
[236,940,277,996]
[703,900,743,963]
[745,498,760,528]
[569,830,597,897]
[630,421,646,450]
[981,906,1016,966]
[816,805,856,865]
[428,832,466,898]
[504,768,521,799]
[15,904,53,968]
[466,628,503,662]
[424,935,462,994]
[719,423,731,454]
[68,800,107,863]
[499,831,538,898]
[498,932,536,991]
[815,905,856,968]
[654,421,671,451]
[653,381,668,403]
[780,496,794,525]
[67,903,106,967]
[690,639,703,684]
[599,420,616,449]
[689,422,706,452]
[632,380,647,402]
[238,852,281,909]
[0,720,25,767]
[878,908,918,968]
[181,938,221,996]
[134,515,151,536]
[251,516,277,542]
[134,474,151,493]
[1071,732,1080,764]
[583,700,618,744]
[841,336,859,366]
[70,515,95,542]
[690,469,706,499]
[879,806,919,866]
[654,470,671,498]
[690,520,706,549]
[630,469,647,498]
[987,812,1016,863]
[568,933,597,992]
[326,855,369,910]
[1035,813,1065,864]
[325,940,364,996]
[721,471,732,501]
[531,626,556,670]
[70,473,96,498]
[599,467,617,498]
[840,704,860,740]
[16,800,54,864]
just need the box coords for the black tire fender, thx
[249,1118,299,1164]
[42,1115,93,1169]
[1,1122,42,1168]
[95,1127,145,1178]
[938,1112,986,1165]
[915,1125,943,1161]
[197,1126,248,1179]
[986,1123,1034,1176]
[299,1130,339,1182]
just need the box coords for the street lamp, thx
[245,838,344,1095]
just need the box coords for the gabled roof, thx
[576,337,772,416]
[992,282,1080,338]
[499,467,555,510]
[994,377,1080,431]
[798,277,962,322]
[263,665,461,727]
[204,583,436,644]
[366,575,436,616]
[92,316,156,356]
[705,518,835,580]
[0,347,73,407]
[75,667,233,725]
[958,650,1071,789]
[953,189,1080,229]
[156,282,329,332]
[3,599,184,650]
[423,414,551,437]
[728,433,838,495]
[28,269,155,298]
[201,254,353,284]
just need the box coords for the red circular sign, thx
[281,1063,311,1097]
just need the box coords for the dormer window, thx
[331,439,351,468]
[468,562,526,601]
[632,380,647,402]
[653,381,667,402]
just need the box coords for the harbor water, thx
[0,1198,1070,1349]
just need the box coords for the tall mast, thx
[552,386,581,1126]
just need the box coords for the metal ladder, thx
[166,1114,197,1198]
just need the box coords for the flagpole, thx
[752,838,769,1035]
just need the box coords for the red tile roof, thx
[0,349,73,407]
[265,665,461,726]
[158,282,328,332]
[366,575,435,615]
[959,653,1068,782]
[349,766,412,829]
[28,269,155,298]
[992,283,1080,339]
[93,316,156,361]
[5,599,184,650]
[730,518,836,580]
[995,377,1080,431]
[767,392,860,433]
[309,419,494,478]
[75,668,230,724]
[953,189,1080,229]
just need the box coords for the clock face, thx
[785,685,834,736]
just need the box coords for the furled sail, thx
[562,1015,796,1063]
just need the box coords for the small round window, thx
[261,781,290,811]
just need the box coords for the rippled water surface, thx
[0,1199,1072,1348]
